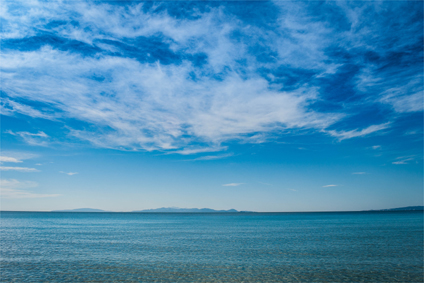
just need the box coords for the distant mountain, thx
[52,208,107,212]
[132,207,239,213]
[379,206,424,211]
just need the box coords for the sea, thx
[1,211,423,282]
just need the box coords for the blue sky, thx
[1,0,422,212]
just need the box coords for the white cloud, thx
[274,1,340,72]
[239,134,274,145]
[383,91,423,113]
[2,48,340,151]
[1,98,57,120]
[378,77,423,113]
[372,145,381,150]
[172,146,228,155]
[327,123,390,141]
[7,131,49,146]
[59,171,78,176]
[352,172,366,175]
[392,156,414,165]
[223,183,244,187]
[0,179,59,198]
[0,188,59,198]
[322,184,337,187]
[187,153,233,161]
[404,130,420,136]
[3,1,417,153]
[340,4,423,114]
[0,166,39,172]
[0,151,38,161]
[0,1,345,152]
[0,156,22,163]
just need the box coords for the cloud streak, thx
[0,156,22,163]
[392,156,415,165]
[7,131,50,146]
[0,166,39,172]
[222,183,244,187]
[60,171,78,176]
[327,123,390,141]
[186,153,233,161]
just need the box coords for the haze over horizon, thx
[1,0,422,212]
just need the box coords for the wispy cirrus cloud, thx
[0,156,22,163]
[352,172,367,175]
[322,184,337,188]
[0,179,59,198]
[60,171,78,176]
[327,123,390,141]
[186,153,233,161]
[2,48,338,151]
[172,146,228,155]
[1,1,421,152]
[0,166,39,172]
[0,151,38,161]
[223,183,244,187]
[6,131,50,146]
[392,156,415,165]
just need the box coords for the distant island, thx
[132,207,240,213]
[50,207,242,213]
[50,206,423,213]
[52,208,108,212]
[374,206,423,211]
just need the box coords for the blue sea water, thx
[0,211,423,282]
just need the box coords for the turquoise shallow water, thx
[1,211,423,282]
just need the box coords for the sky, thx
[0,0,423,212]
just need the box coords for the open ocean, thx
[1,211,423,282]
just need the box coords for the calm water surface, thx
[1,211,423,282]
